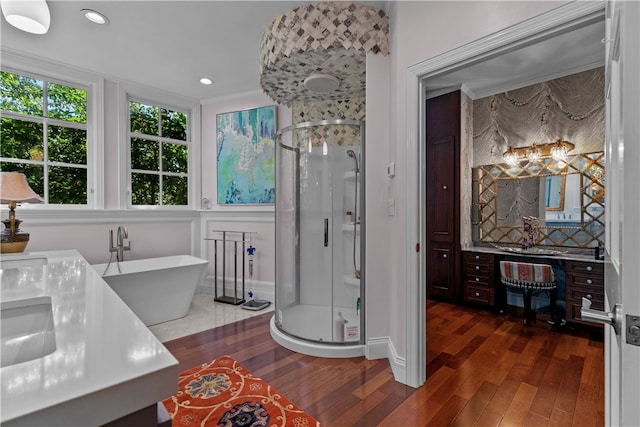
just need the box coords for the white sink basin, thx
[1,296,56,367]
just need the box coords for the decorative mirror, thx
[475,151,604,247]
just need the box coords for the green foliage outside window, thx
[0,70,88,204]
[129,100,188,206]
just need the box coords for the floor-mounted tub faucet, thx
[109,226,131,262]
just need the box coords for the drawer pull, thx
[475,266,480,270]
[586,294,593,300]
[587,265,593,272]
[475,277,480,282]
[443,185,448,190]
[443,253,447,259]
[475,292,480,297]
[475,255,480,259]
[587,279,593,285]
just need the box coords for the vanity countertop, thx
[464,245,605,263]
[0,250,178,426]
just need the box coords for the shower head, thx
[346,150,359,173]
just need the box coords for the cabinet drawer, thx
[464,283,493,304]
[465,275,490,286]
[462,252,493,264]
[568,301,605,324]
[567,287,604,303]
[566,260,604,275]
[568,274,604,288]
[464,263,491,275]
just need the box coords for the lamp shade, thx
[0,172,43,204]
[0,0,50,35]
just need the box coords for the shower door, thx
[275,120,364,345]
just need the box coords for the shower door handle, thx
[324,218,329,247]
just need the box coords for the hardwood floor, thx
[162,300,604,426]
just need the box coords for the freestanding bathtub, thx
[91,255,208,326]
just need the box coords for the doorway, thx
[405,1,606,387]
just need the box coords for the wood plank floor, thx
[162,299,604,426]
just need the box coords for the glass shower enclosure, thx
[273,119,365,352]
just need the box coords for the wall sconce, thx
[503,138,575,166]
[0,0,50,34]
[0,172,43,254]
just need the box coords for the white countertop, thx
[0,250,178,426]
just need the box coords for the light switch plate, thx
[387,162,395,178]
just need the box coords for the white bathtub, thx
[92,255,208,326]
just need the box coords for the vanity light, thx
[551,138,570,162]
[526,143,541,162]
[503,146,519,166]
[81,9,108,25]
[503,139,575,165]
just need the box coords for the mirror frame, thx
[475,151,605,248]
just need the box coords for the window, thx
[128,99,189,206]
[0,70,89,204]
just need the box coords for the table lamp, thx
[0,172,43,253]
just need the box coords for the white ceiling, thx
[1,1,604,103]
[0,1,387,101]
[424,18,605,99]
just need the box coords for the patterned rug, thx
[163,355,321,427]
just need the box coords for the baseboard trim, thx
[366,336,406,384]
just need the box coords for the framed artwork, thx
[216,105,276,204]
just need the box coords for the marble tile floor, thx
[149,294,274,342]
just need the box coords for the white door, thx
[585,0,640,425]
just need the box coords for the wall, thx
[473,67,605,167]
[198,91,291,300]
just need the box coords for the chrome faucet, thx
[109,226,131,262]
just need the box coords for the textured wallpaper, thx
[473,67,605,166]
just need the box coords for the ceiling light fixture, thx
[81,8,108,25]
[303,73,339,93]
[1,0,50,34]
[199,77,213,85]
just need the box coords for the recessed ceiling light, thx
[199,77,213,85]
[304,73,340,93]
[81,9,109,24]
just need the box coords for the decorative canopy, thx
[259,1,389,106]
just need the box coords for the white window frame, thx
[119,84,200,210]
[0,51,104,209]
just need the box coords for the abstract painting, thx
[216,105,276,204]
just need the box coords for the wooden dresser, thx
[461,251,500,308]
[565,259,605,327]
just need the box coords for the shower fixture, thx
[346,149,359,173]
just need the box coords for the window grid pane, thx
[129,99,189,206]
[0,71,43,116]
[1,70,89,205]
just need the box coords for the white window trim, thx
[118,83,200,210]
[0,49,105,209]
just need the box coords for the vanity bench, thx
[460,247,604,328]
